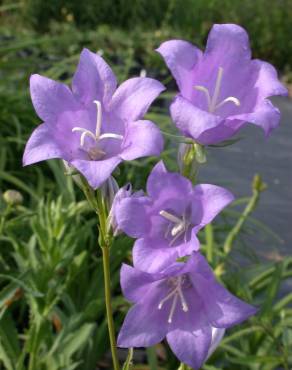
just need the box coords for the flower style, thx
[157,24,288,145]
[115,161,234,272]
[118,252,257,369]
[23,48,165,189]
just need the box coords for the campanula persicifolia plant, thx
[23,23,287,369]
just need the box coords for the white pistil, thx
[158,289,177,310]
[71,100,124,157]
[168,294,178,323]
[158,276,189,323]
[209,66,224,112]
[194,66,240,113]
[93,100,102,138]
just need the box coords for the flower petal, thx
[207,327,225,360]
[230,99,281,136]
[30,74,77,123]
[71,156,121,189]
[192,184,234,230]
[120,120,164,161]
[133,234,199,273]
[72,48,117,107]
[146,160,193,202]
[170,95,222,144]
[204,281,258,328]
[156,40,202,96]
[110,77,165,122]
[23,123,65,166]
[205,24,251,64]
[166,327,212,370]
[252,59,288,99]
[117,289,169,348]
[115,196,152,238]
[188,255,258,328]
[120,264,159,303]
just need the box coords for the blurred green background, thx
[0,1,292,369]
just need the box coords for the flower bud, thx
[107,183,133,236]
[100,176,119,212]
[3,190,23,206]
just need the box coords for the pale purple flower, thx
[115,161,234,272]
[157,24,288,145]
[23,48,165,189]
[118,252,257,369]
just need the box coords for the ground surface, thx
[200,97,292,256]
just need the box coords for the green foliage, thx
[0,3,291,369]
[21,0,292,72]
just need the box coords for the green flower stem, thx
[80,179,120,370]
[205,223,214,263]
[102,245,120,370]
[177,363,190,370]
[223,174,266,255]
[96,187,120,370]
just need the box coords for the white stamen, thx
[177,285,189,312]
[99,133,124,141]
[160,210,190,246]
[158,276,189,323]
[93,100,102,138]
[215,96,240,110]
[210,66,224,112]
[72,127,96,147]
[171,222,185,236]
[158,289,177,310]
[168,294,178,323]
[194,67,241,113]
[169,228,186,246]
[159,210,182,224]
[71,100,124,159]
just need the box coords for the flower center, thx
[194,67,240,113]
[72,100,124,160]
[159,210,191,246]
[158,275,189,323]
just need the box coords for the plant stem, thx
[102,245,120,370]
[205,223,214,263]
[223,174,266,255]
[146,346,158,370]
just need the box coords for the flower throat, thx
[72,100,124,160]
[195,67,241,113]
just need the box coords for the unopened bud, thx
[107,183,134,236]
[100,176,119,212]
[3,190,23,206]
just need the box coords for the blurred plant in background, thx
[0,1,292,369]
